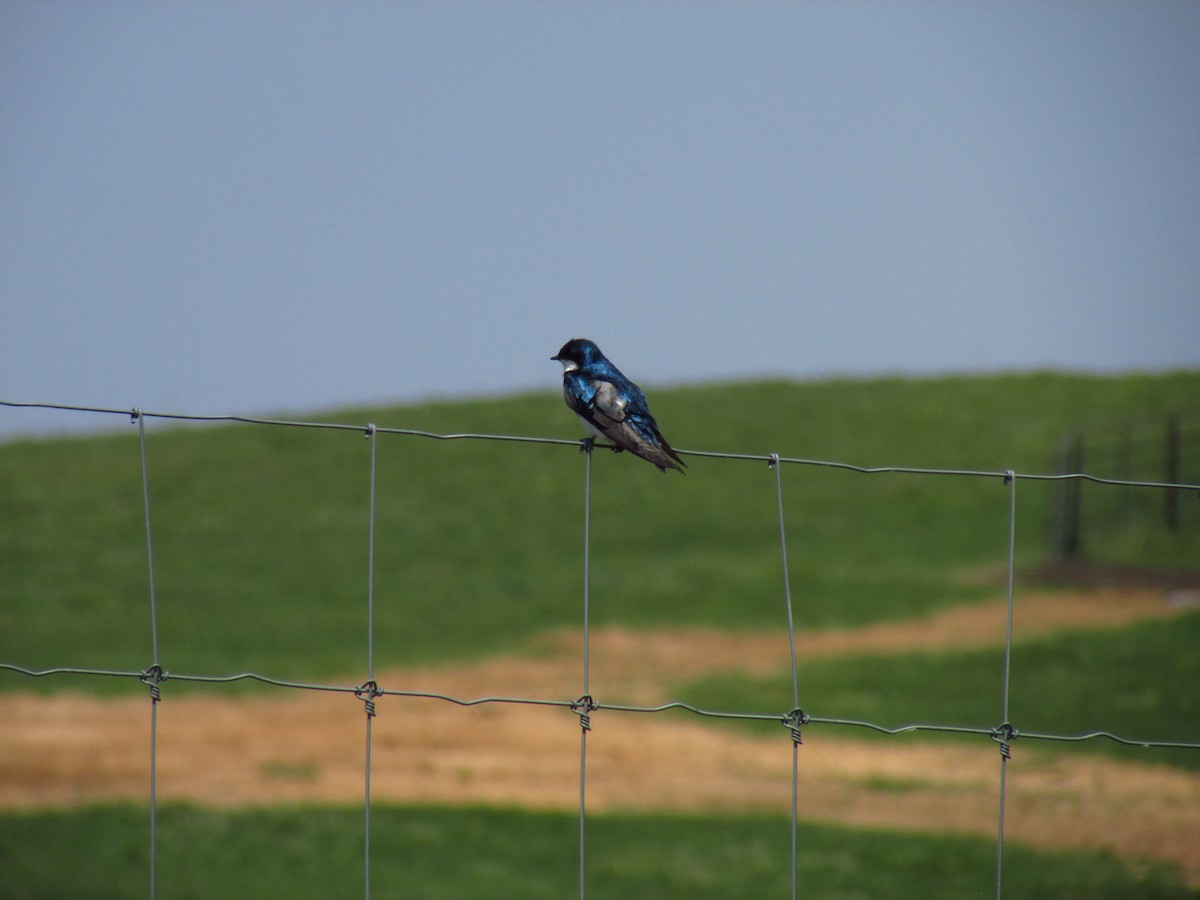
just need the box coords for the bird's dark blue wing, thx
[565,371,685,472]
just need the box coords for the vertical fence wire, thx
[995,470,1018,899]
[137,412,160,668]
[770,454,802,900]
[134,410,161,900]
[363,424,378,900]
[366,424,378,681]
[578,443,593,900]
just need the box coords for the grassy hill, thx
[2,371,1198,897]
[2,370,1197,681]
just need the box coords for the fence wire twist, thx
[2,399,1199,900]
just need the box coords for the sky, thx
[2,1,1198,441]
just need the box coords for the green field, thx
[2,371,1198,896]
[3,371,1197,678]
[0,805,1192,900]
[688,609,1200,770]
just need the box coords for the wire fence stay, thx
[2,398,1199,898]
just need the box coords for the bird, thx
[551,338,687,473]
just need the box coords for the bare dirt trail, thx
[2,587,1197,883]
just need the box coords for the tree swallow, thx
[552,338,687,473]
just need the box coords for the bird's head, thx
[551,338,602,372]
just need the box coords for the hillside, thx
[2,371,1197,681]
[3,371,1199,896]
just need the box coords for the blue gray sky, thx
[3,2,1198,440]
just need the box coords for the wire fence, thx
[2,398,1200,899]
[1052,409,1199,557]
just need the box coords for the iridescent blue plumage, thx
[551,338,686,473]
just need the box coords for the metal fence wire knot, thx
[139,664,167,702]
[572,694,598,732]
[991,722,1018,760]
[356,680,383,718]
[781,708,809,745]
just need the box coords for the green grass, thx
[684,610,1200,769]
[3,371,1197,683]
[0,803,1192,899]
[3,372,1199,895]
[1,375,1198,764]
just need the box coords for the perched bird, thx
[552,338,687,473]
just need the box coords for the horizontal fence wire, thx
[4,663,1196,751]
[3,398,1200,900]
[5,399,1200,488]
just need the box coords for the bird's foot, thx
[578,437,623,455]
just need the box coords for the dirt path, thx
[2,587,1197,883]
